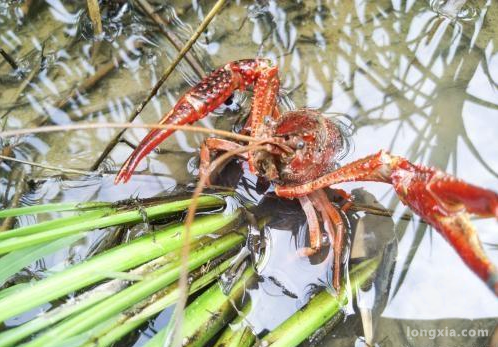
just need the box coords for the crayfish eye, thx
[296,140,305,149]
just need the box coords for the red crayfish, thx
[115,59,498,295]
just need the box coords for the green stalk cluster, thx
[0,196,380,347]
[144,266,255,347]
[0,211,239,324]
[0,196,224,253]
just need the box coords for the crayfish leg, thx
[199,138,248,185]
[298,190,347,293]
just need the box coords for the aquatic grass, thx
[0,250,182,347]
[0,201,111,218]
[0,235,213,347]
[79,256,236,347]
[254,257,380,347]
[213,303,255,347]
[0,283,30,300]
[144,266,255,347]
[0,234,84,285]
[21,231,246,347]
[140,257,379,347]
[0,209,111,241]
[0,210,240,323]
[0,195,225,253]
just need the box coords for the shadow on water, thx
[0,0,497,346]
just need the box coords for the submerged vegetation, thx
[0,197,378,347]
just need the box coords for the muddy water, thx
[0,1,497,346]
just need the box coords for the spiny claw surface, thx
[388,155,498,295]
[115,59,273,184]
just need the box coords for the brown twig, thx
[0,169,26,231]
[170,141,267,347]
[347,202,423,223]
[0,122,258,144]
[0,48,19,71]
[90,0,227,172]
[86,0,103,61]
[0,154,94,176]
[87,0,103,36]
[19,0,35,18]
[54,56,122,110]
[135,0,206,79]
[0,48,19,72]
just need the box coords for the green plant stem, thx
[22,231,246,347]
[0,244,181,347]
[0,202,111,218]
[0,234,85,286]
[213,302,255,347]
[80,256,236,347]
[254,257,380,347]
[145,266,254,347]
[0,196,224,253]
[0,209,112,241]
[0,211,239,323]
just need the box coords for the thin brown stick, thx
[0,169,26,231]
[0,47,18,71]
[347,202,423,224]
[0,122,259,144]
[1,62,40,123]
[91,0,227,172]
[86,0,103,61]
[87,0,103,36]
[135,0,206,78]
[19,0,35,17]
[170,142,267,347]
[0,154,94,176]
[54,57,121,110]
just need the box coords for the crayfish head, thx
[271,109,349,185]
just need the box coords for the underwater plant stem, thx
[213,302,256,347]
[254,257,380,347]
[21,232,246,347]
[146,267,255,347]
[79,255,236,347]
[0,211,239,323]
[0,168,26,231]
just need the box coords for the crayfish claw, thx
[389,159,498,296]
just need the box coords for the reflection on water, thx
[0,0,497,346]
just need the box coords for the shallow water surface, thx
[0,1,497,346]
